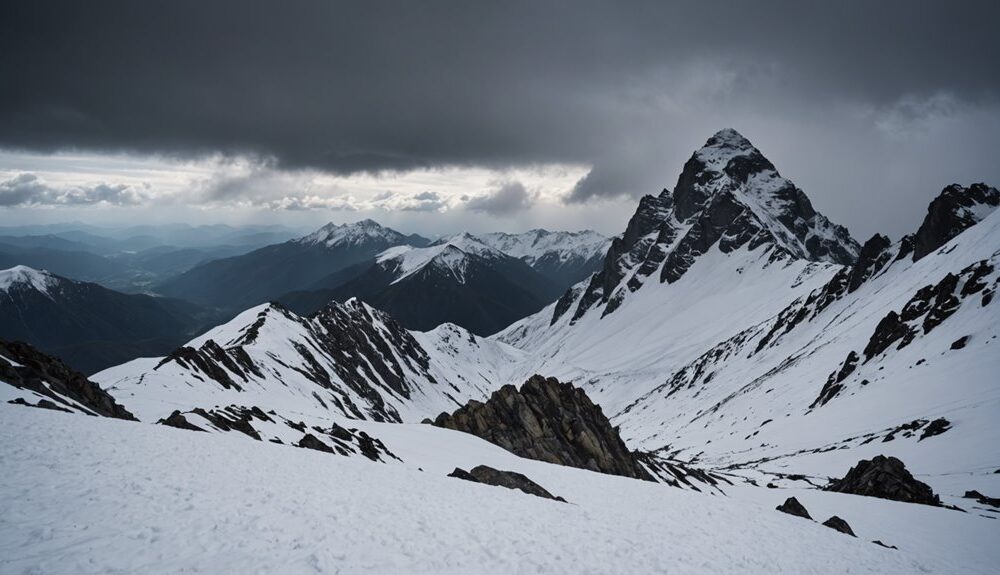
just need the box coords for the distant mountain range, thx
[0,218,610,371]
[156,219,431,312]
[280,233,566,335]
[0,266,217,374]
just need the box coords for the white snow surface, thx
[0,265,58,296]
[4,403,997,574]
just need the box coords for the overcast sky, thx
[1,1,998,240]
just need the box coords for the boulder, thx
[297,433,335,454]
[822,516,856,537]
[433,375,652,480]
[775,497,812,520]
[448,465,566,502]
[824,455,941,506]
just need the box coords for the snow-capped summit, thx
[295,219,414,248]
[0,265,58,296]
[547,128,859,325]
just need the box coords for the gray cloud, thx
[1,1,999,237]
[0,173,144,206]
[398,191,447,212]
[465,181,535,216]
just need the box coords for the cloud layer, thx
[1,1,999,238]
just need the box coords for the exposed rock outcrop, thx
[0,338,135,420]
[824,455,941,506]
[822,516,856,537]
[776,497,812,520]
[448,465,566,502]
[433,375,653,480]
[911,183,999,261]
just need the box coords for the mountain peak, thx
[0,265,58,295]
[554,129,859,324]
[297,219,407,248]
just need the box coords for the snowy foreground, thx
[2,405,997,574]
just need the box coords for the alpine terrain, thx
[3,129,998,574]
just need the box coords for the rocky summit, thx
[824,455,941,506]
[433,375,653,480]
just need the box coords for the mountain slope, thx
[497,179,999,505]
[477,229,611,288]
[0,266,214,374]
[281,233,562,335]
[94,298,527,428]
[157,220,427,312]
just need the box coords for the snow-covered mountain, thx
[294,218,428,249]
[157,219,428,312]
[95,298,527,431]
[0,265,211,374]
[280,233,562,335]
[477,229,611,287]
[493,129,998,502]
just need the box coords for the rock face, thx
[448,465,566,502]
[776,497,812,519]
[824,455,941,506]
[0,338,135,419]
[911,183,999,261]
[822,516,856,537]
[433,375,653,480]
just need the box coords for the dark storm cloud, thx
[1,1,999,236]
[0,173,143,206]
[465,182,535,216]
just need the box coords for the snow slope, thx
[4,403,996,574]
[95,299,527,428]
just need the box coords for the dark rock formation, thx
[157,410,205,431]
[822,516,856,536]
[448,465,566,502]
[0,338,135,419]
[848,234,893,293]
[298,433,336,454]
[776,497,812,519]
[824,455,941,506]
[433,375,652,480]
[911,183,999,261]
[872,540,898,550]
[918,418,951,441]
[963,490,1000,508]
